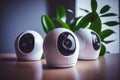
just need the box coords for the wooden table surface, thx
[0,54,120,80]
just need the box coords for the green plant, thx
[75,0,119,32]
[71,0,119,56]
[41,4,71,34]
[41,0,119,56]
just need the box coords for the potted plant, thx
[41,0,119,57]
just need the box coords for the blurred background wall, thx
[0,0,47,53]
[0,0,75,53]
[0,0,119,54]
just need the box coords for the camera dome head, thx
[15,30,43,61]
[43,28,79,67]
[75,29,101,60]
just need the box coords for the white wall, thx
[0,0,75,53]
[0,0,47,53]
[76,0,119,53]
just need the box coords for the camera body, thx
[43,28,79,67]
[76,29,101,60]
[15,30,43,61]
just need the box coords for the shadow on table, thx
[0,56,17,62]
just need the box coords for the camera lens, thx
[63,39,72,49]
[19,33,34,53]
[91,31,100,50]
[58,32,76,56]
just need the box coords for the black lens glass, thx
[91,31,101,50]
[58,32,76,56]
[19,33,34,53]
[63,39,72,49]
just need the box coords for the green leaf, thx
[104,21,119,26]
[79,8,89,13]
[41,54,45,59]
[56,4,66,22]
[41,15,55,34]
[103,40,115,44]
[100,13,117,17]
[73,13,92,32]
[101,29,115,41]
[54,18,71,30]
[90,12,99,22]
[91,0,97,12]
[69,16,82,30]
[99,43,106,56]
[89,13,101,35]
[100,5,111,14]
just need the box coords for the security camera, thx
[43,28,79,67]
[75,29,101,60]
[15,30,43,61]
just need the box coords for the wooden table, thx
[0,54,120,80]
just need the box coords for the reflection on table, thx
[0,54,120,80]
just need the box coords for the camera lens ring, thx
[58,32,76,56]
[19,33,34,53]
[91,31,101,51]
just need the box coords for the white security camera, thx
[15,30,43,61]
[43,28,79,67]
[75,29,101,60]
